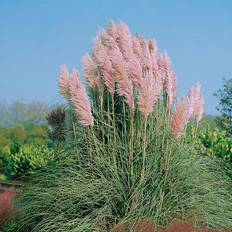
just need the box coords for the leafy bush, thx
[0,125,50,178]
[6,21,232,231]
[0,101,51,161]
[3,145,55,178]
[0,174,7,181]
[46,107,66,143]
[214,78,232,136]
[199,128,232,162]
[194,127,232,183]
[0,125,49,154]
[198,114,218,131]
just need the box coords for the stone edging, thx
[0,182,22,193]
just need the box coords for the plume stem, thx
[129,116,134,177]
[100,95,105,144]
[122,101,127,144]
[194,122,199,139]
[111,95,116,143]
[141,116,148,181]
[72,122,77,147]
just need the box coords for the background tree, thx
[46,107,66,143]
[198,114,218,131]
[9,101,49,127]
[0,100,49,127]
[214,78,232,136]
[0,100,7,127]
[0,101,50,157]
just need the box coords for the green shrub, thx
[0,124,51,179]
[194,127,232,182]
[199,128,232,162]
[0,125,49,155]
[214,78,232,136]
[4,144,55,178]
[46,107,66,143]
[0,173,7,181]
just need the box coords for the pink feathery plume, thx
[157,54,166,81]
[133,36,151,71]
[148,40,159,75]
[133,36,143,59]
[171,97,190,138]
[138,71,163,117]
[59,64,70,98]
[116,22,134,61]
[158,53,177,107]
[127,57,143,90]
[127,56,143,90]
[171,71,177,103]
[188,82,204,122]
[137,35,152,71]
[93,37,115,96]
[187,82,201,117]
[99,28,117,51]
[108,23,143,90]
[195,96,204,123]
[69,70,94,126]
[110,47,135,114]
[82,54,104,97]
[107,20,118,40]
[82,54,97,88]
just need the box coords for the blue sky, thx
[0,0,232,114]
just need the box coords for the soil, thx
[0,191,17,226]
[112,219,232,232]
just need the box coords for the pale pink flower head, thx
[109,47,134,115]
[133,36,143,60]
[158,52,177,108]
[69,69,94,126]
[107,20,118,40]
[116,22,134,61]
[171,97,190,139]
[127,57,143,90]
[93,36,115,96]
[195,95,204,123]
[138,71,163,117]
[99,28,118,51]
[136,35,152,71]
[59,64,70,98]
[148,39,159,75]
[95,75,104,97]
[82,54,97,89]
[187,82,204,122]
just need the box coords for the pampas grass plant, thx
[4,21,232,232]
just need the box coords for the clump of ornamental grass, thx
[5,21,232,232]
